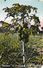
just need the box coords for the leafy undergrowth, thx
[0,33,43,65]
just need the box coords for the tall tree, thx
[3,3,40,67]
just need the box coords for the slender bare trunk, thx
[21,40,25,68]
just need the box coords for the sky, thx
[0,0,43,23]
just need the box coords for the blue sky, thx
[0,0,43,21]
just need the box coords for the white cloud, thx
[30,19,35,25]
[41,65,43,68]
[39,0,43,2]
[39,26,42,31]
[5,17,13,24]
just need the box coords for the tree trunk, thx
[21,40,25,68]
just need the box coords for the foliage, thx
[0,3,42,66]
[3,3,40,43]
[0,33,43,65]
[0,33,20,65]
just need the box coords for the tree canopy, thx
[3,3,40,43]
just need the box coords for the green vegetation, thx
[0,33,43,65]
[0,3,43,68]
